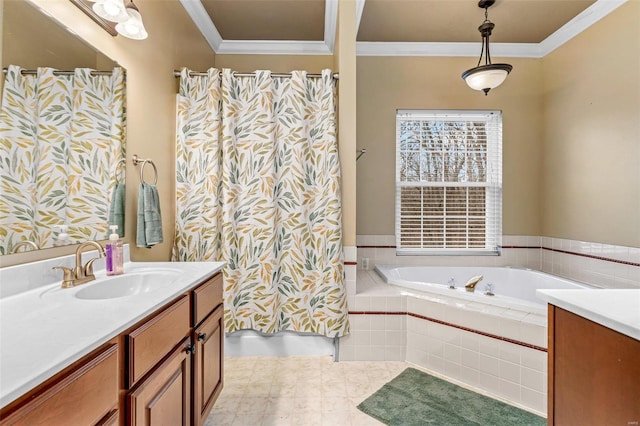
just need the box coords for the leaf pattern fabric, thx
[0,66,126,254]
[173,68,349,338]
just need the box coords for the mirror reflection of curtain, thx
[0,66,126,254]
[173,68,349,338]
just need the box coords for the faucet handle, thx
[52,266,75,288]
[84,257,101,278]
[484,283,495,296]
[448,277,457,289]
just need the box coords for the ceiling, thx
[179,0,626,57]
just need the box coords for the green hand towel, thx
[136,183,163,248]
[107,183,125,238]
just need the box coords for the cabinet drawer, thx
[127,295,190,386]
[0,343,118,426]
[192,273,223,327]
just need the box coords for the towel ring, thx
[132,154,158,185]
[114,158,126,184]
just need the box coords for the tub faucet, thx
[464,275,483,292]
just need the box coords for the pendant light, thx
[92,0,129,24]
[115,0,148,40]
[461,0,512,95]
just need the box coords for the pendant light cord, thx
[477,6,492,67]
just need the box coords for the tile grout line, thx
[349,311,547,353]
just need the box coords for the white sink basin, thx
[74,270,181,300]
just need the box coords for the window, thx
[395,110,502,254]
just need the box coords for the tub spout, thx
[464,275,483,292]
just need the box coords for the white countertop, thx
[0,260,224,407]
[537,289,640,341]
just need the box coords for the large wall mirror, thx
[0,0,126,256]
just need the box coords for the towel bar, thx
[132,154,158,185]
[114,158,126,184]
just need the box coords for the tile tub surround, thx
[340,270,549,415]
[357,235,640,289]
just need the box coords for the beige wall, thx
[215,54,332,72]
[1,0,215,267]
[336,0,357,247]
[3,0,108,69]
[542,0,640,247]
[356,56,544,237]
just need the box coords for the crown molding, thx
[355,0,366,32]
[179,0,222,52]
[356,0,627,58]
[181,0,626,57]
[180,0,336,55]
[357,42,543,58]
[216,40,332,55]
[537,0,627,56]
[324,0,339,53]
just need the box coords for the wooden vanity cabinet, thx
[127,337,192,426]
[124,272,224,426]
[191,274,224,426]
[0,342,119,426]
[0,272,224,426]
[124,295,192,425]
[548,305,640,425]
[126,295,191,387]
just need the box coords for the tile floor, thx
[205,356,408,426]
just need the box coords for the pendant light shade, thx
[115,1,148,40]
[462,0,512,95]
[92,0,129,23]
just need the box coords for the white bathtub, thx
[225,330,336,357]
[375,265,591,312]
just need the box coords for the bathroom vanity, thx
[0,257,225,425]
[538,289,640,425]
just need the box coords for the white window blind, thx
[395,110,502,255]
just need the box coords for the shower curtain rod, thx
[173,70,339,80]
[2,68,123,76]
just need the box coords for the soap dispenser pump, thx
[55,225,70,247]
[106,225,123,276]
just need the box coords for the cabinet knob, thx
[185,344,195,354]
[197,332,207,342]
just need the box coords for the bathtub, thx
[374,265,591,312]
[343,266,595,414]
[225,330,336,357]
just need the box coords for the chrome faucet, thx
[11,240,39,253]
[464,275,484,292]
[52,241,106,288]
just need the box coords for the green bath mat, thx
[357,368,545,426]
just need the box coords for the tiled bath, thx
[340,270,549,415]
[342,235,639,416]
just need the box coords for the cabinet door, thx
[0,343,118,426]
[193,305,224,426]
[549,306,640,425]
[127,338,192,426]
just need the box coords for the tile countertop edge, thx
[537,289,640,341]
[0,261,225,408]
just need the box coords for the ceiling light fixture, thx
[461,0,512,95]
[115,0,148,40]
[92,0,129,24]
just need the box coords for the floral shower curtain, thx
[173,68,349,337]
[0,66,126,254]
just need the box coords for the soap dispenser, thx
[106,225,124,276]
[54,225,70,247]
